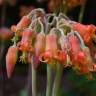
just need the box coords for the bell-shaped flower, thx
[33,31,45,68]
[40,28,58,64]
[72,23,96,45]
[6,45,18,78]
[18,28,35,52]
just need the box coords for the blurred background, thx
[0,0,96,96]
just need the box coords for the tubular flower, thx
[11,16,31,37]
[68,33,80,56]
[16,16,31,31]
[58,31,70,66]
[17,28,35,63]
[33,32,45,68]
[18,28,34,52]
[68,33,94,74]
[59,34,70,52]
[6,45,18,78]
[67,34,83,72]
[17,16,30,28]
[40,29,58,64]
[72,23,96,45]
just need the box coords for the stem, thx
[60,0,67,14]
[78,0,87,23]
[46,65,52,96]
[31,57,37,96]
[74,31,85,48]
[52,63,63,96]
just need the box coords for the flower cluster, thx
[6,8,96,78]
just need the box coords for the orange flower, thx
[11,16,31,34]
[68,34,80,55]
[68,34,93,74]
[17,16,31,30]
[40,32,58,64]
[18,28,34,52]
[72,23,96,45]
[33,32,45,68]
[6,45,18,78]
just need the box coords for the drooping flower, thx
[6,45,18,78]
[72,23,96,45]
[58,30,69,66]
[17,28,35,63]
[18,28,35,52]
[11,15,31,34]
[33,32,45,68]
[68,33,80,56]
[40,28,58,64]
[68,32,94,75]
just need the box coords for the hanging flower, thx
[18,28,34,52]
[67,33,83,73]
[6,45,18,78]
[17,28,35,63]
[40,28,58,64]
[33,32,45,68]
[11,15,31,34]
[72,23,96,45]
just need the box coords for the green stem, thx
[78,0,87,23]
[46,65,52,96]
[52,64,63,96]
[31,58,37,96]
[60,0,67,15]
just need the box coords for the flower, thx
[11,16,31,33]
[18,28,34,52]
[40,30,58,64]
[72,23,96,45]
[6,45,18,78]
[33,32,45,68]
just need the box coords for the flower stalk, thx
[52,63,63,96]
[46,65,53,96]
[31,57,37,96]
[78,0,87,23]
